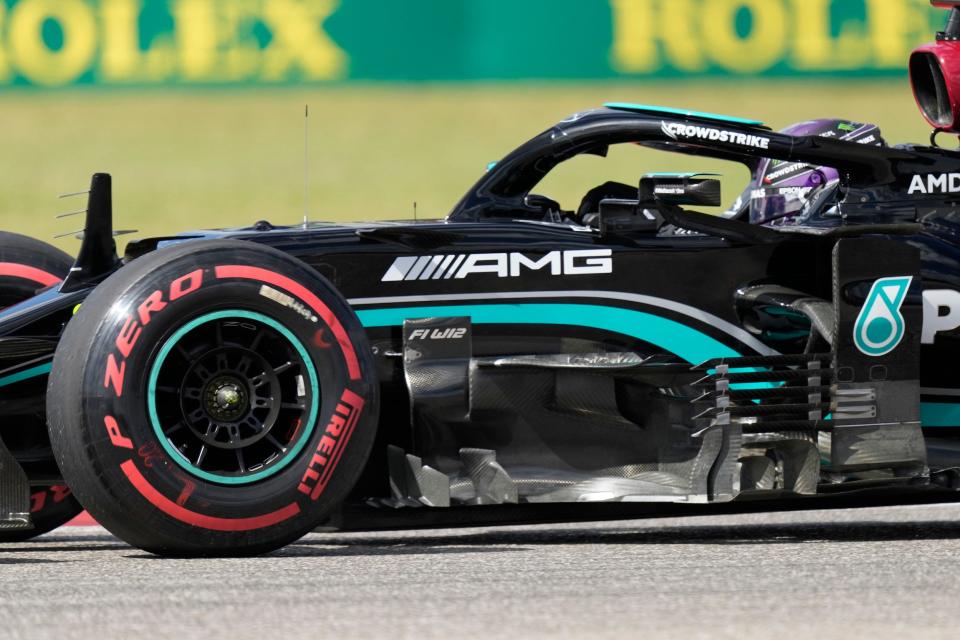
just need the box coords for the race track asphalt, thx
[2,503,960,640]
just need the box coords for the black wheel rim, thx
[148,310,319,484]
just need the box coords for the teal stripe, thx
[0,362,52,388]
[921,402,960,428]
[362,303,958,427]
[603,102,765,126]
[644,172,721,178]
[357,303,741,364]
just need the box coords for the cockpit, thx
[449,106,883,236]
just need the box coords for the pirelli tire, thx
[47,239,379,556]
[2,485,83,543]
[0,231,83,542]
[0,231,73,306]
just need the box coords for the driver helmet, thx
[743,119,884,226]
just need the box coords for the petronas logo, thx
[853,276,912,356]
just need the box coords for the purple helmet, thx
[743,119,884,226]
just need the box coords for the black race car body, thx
[8,62,960,550]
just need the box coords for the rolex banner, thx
[0,0,945,87]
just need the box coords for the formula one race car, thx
[6,2,960,557]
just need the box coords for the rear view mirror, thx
[640,173,722,207]
[598,199,662,235]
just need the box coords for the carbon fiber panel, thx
[401,318,719,504]
[0,436,30,530]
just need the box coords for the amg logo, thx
[660,121,770,149]
[381,249,613,282]
[907,173,960,195]
[408,327,467,340]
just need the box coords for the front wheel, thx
[48,240,379,556]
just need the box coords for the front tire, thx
[48,240,379,556]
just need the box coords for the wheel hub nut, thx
[204,377,248,421]
[216,386,240,408]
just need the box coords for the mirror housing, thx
[598,199,661,235]
[596,173,721,236]
[639,173,722,207]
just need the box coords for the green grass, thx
[0,80,935,254]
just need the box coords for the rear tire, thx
[0,232,83,542]
[0,231,72,307]
[1,485,82,542]
[48,240,379,556]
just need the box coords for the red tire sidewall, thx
[70,249,377,546]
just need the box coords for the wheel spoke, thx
[175,344,193,361]
[273,361,294,375]
[245,415,265,433]
[156,312,314,480]
[266,434,287,453]
[253,397,273,409]
[192,362,212,381]
[236,356,252,375]
[164,422,185,436]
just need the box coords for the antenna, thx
[413,201,417,221]
[303,104,309,228]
